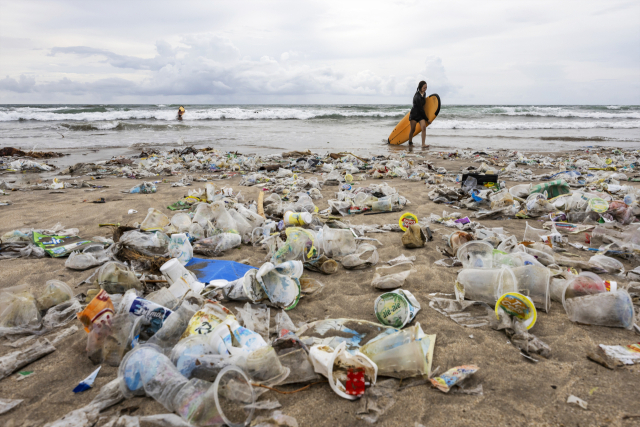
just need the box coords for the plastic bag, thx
[0,292,41,334]
[65,245,110,270]
[140,208,170,231]
[94,262,144,294]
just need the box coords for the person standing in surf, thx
[177,106,185,120]
[408,81,431,146]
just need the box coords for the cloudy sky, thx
[1,0,638,104]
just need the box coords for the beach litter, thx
[0,145,639,425]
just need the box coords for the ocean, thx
[1,104,638,154]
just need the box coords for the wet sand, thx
[0,149,639,426]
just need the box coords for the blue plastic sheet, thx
[185,257,256,282]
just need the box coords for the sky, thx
[0,0,639,105]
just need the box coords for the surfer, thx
[408,81,431,146]
[177,106,185,120]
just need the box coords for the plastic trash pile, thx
[0,146,638,425]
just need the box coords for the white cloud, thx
[0,0,638,104]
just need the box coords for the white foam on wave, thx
[488,106,640,119]
[0,107,406,122]
[430,120,640,130]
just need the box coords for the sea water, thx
[1,104,638,153]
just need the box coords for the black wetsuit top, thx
[409,91,428,122]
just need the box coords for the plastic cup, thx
[455,267,517,305]
[456,241,494,269]
[245,346,289,385]
[562,272,606,305]
[564,290,635,329]
[359,324,427,379]
[511,265,551,312]
[160,258,204,297]
[371,199,392,212]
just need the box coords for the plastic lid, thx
[495,292,537,330]
[588,197,609,213]
[398,212,419,231]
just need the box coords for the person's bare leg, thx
[419,120,427,146]
[408,120,417,145]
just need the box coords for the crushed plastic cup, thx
[374,289,420,328]
[563,289,635,329]
[447,231,473,256]
[322,225,356,258]
[371,263,412,289]
[456,241,494,269]
[0,291,41,333]
[120,292,173,339]
[181,302,234,339]
[283,211,312,226]
[160,258,205,297]
[309,341,377,400]
[246,346,290,386]
[171,213,192,232]
[256,261,303,310]
[140,207,170,231]
[168,233,193,265]
[371,198,393,212]
[277,348,319,385]
[340,243,379,270]
[120,344,256,426]
[495,292,537,329]
[455,266,517,305]
[360,323,435,379]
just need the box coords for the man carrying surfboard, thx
[408,81,431,146]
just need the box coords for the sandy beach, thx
[1,146,639,427]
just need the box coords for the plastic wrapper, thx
[339,244,379,269]
[77,289,115,332]
[95,262,144,294]
[0,398,23,415]
[42,298,83,330]
[371,263,413,290]
[430,365,479,393]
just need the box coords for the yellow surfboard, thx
[388,94,441,145]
